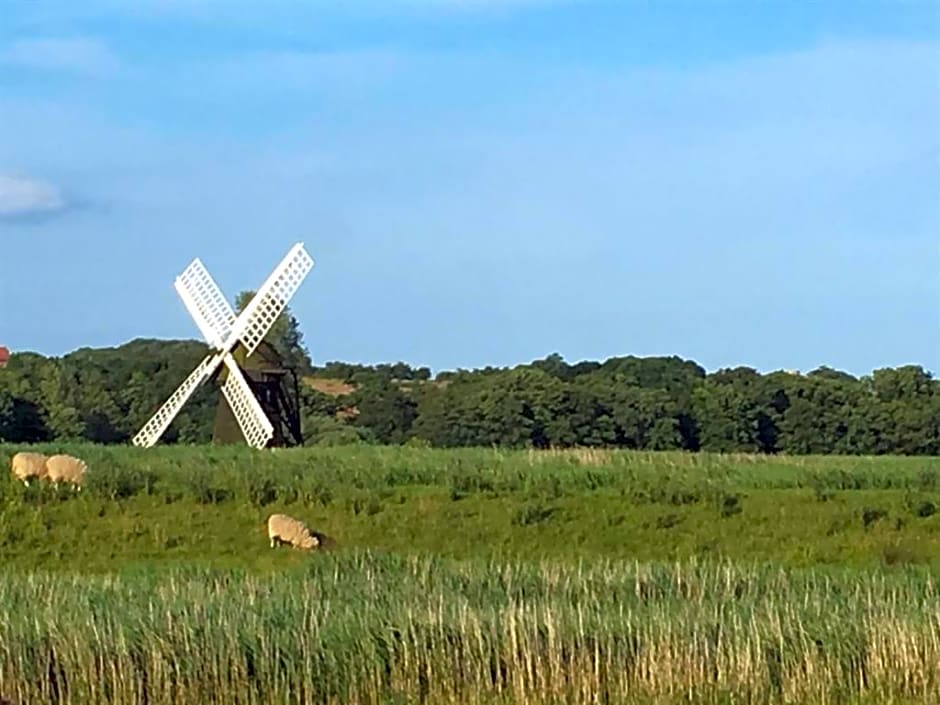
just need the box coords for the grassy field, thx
[1,444,939,570]
[0,444,938,703]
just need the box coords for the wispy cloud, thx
[1,37,119,76]
[0,174,67,219]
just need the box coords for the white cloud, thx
[0,175,66,217]
[1,37,119,76]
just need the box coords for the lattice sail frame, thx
[131,242,314,450]
[233,243,314,356]
[131,353,224,450]
[219,355,274,448]
[174,259,237,350]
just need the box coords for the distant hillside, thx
[304,378,357,397]
[1,339,937,455]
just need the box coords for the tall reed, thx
[0,554,936,704]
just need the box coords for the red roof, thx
[0,347,9,367]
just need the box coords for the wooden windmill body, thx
[133,242,314,450]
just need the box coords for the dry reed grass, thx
[525,447,615,466]
[0,555,936,704]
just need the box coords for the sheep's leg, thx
[270,536,276,548]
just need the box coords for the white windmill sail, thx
[219,355,275,449]
[233,242,315,356]
[131,352,223,448]
[174,257,237,349]
[132,242,314,450]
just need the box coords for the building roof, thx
[0,346,8,367]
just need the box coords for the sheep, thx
[267,513,328,551]
[44,454,87,490]
[10,452,48,486]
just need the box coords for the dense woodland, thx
[0,305,937,455]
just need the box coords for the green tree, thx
[691,368,780,453]
[235,290,313,374]
[36,360,84,440]
[777,374,866,454]
[542,381,617,447]
[587,355,703,449]
[0,388,14,441]
[412,371,534,448]
[866,366,939,455]
[531,352,572,380]
[617,388,681,450]
[0,361,51,442]
[303,415,365,445]
[353,382,418,445]
[411,386,467,447]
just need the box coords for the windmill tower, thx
[132,242,314,450]
[211,339,304,447]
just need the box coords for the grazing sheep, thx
[44,454,87,490]
[10,452,48,485]
[267,513,324,551]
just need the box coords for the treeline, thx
[1,341,937,455]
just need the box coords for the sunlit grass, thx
[0,444,938,571]
[0,444,938,702]
[0,554,937,704]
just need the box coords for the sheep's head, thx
[299,533,320,550]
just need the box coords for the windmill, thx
[132,242,314,450]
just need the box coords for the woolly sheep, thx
[44,454,87,489]
[267,513,322,550]
[10,452,48,485]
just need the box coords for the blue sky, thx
[0,0,937,377]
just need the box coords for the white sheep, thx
[10,452,48,486]
[267,513,322,550]
[44,454,87,490]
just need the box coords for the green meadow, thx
[2,444,939,569]
[0,444,938,703]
